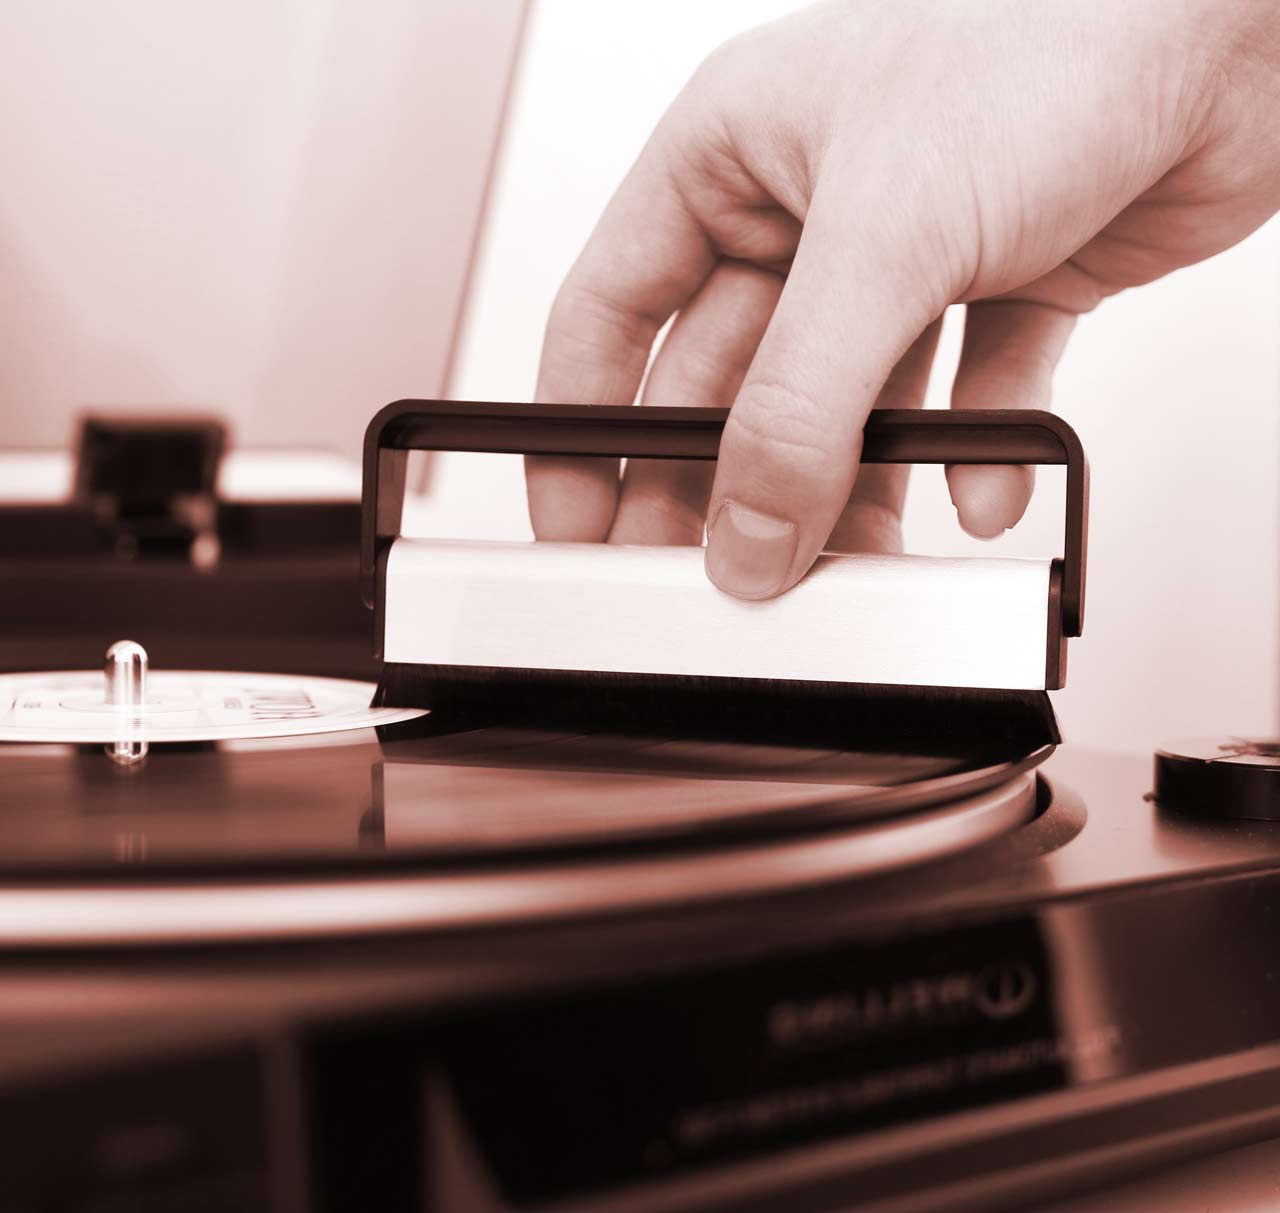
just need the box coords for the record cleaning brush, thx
[361,401,1087,756]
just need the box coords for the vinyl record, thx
[0,663,1049,942]
[0,666,1052,873]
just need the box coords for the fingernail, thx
[705,500,798,599]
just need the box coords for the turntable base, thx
[5,745,1280,1213]
[6,644,1280,1213]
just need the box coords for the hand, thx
[527,0,1280,598]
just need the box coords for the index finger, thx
[527,131,716,540]
[704,163,949,599]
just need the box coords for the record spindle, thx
[104,639,148,766]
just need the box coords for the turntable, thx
[3,402,1280,1213]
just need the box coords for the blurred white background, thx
[449,0,1280,754]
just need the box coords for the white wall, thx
[451,0,1280,754]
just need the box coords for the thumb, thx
[705,180,949,599]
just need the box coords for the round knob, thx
[1154,738,1280,820]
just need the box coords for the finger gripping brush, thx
[362,401,1087,752]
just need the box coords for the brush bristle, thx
[374,663,1060,757]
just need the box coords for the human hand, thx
[527,0,1280,598]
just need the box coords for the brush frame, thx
[361,401,1088,680]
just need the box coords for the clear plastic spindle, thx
[105,640,148,766]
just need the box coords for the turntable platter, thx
[0,645,1048,943]
[0,713,1044,944]
[0,708,1048,874]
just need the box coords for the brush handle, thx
[361,401,1088,637]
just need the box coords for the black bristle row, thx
[374,663,1060,757]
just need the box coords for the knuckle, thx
[727,379,842,476]
[548,280,652,348]
[542,281,657,398]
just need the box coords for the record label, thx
[0,670,425,743]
